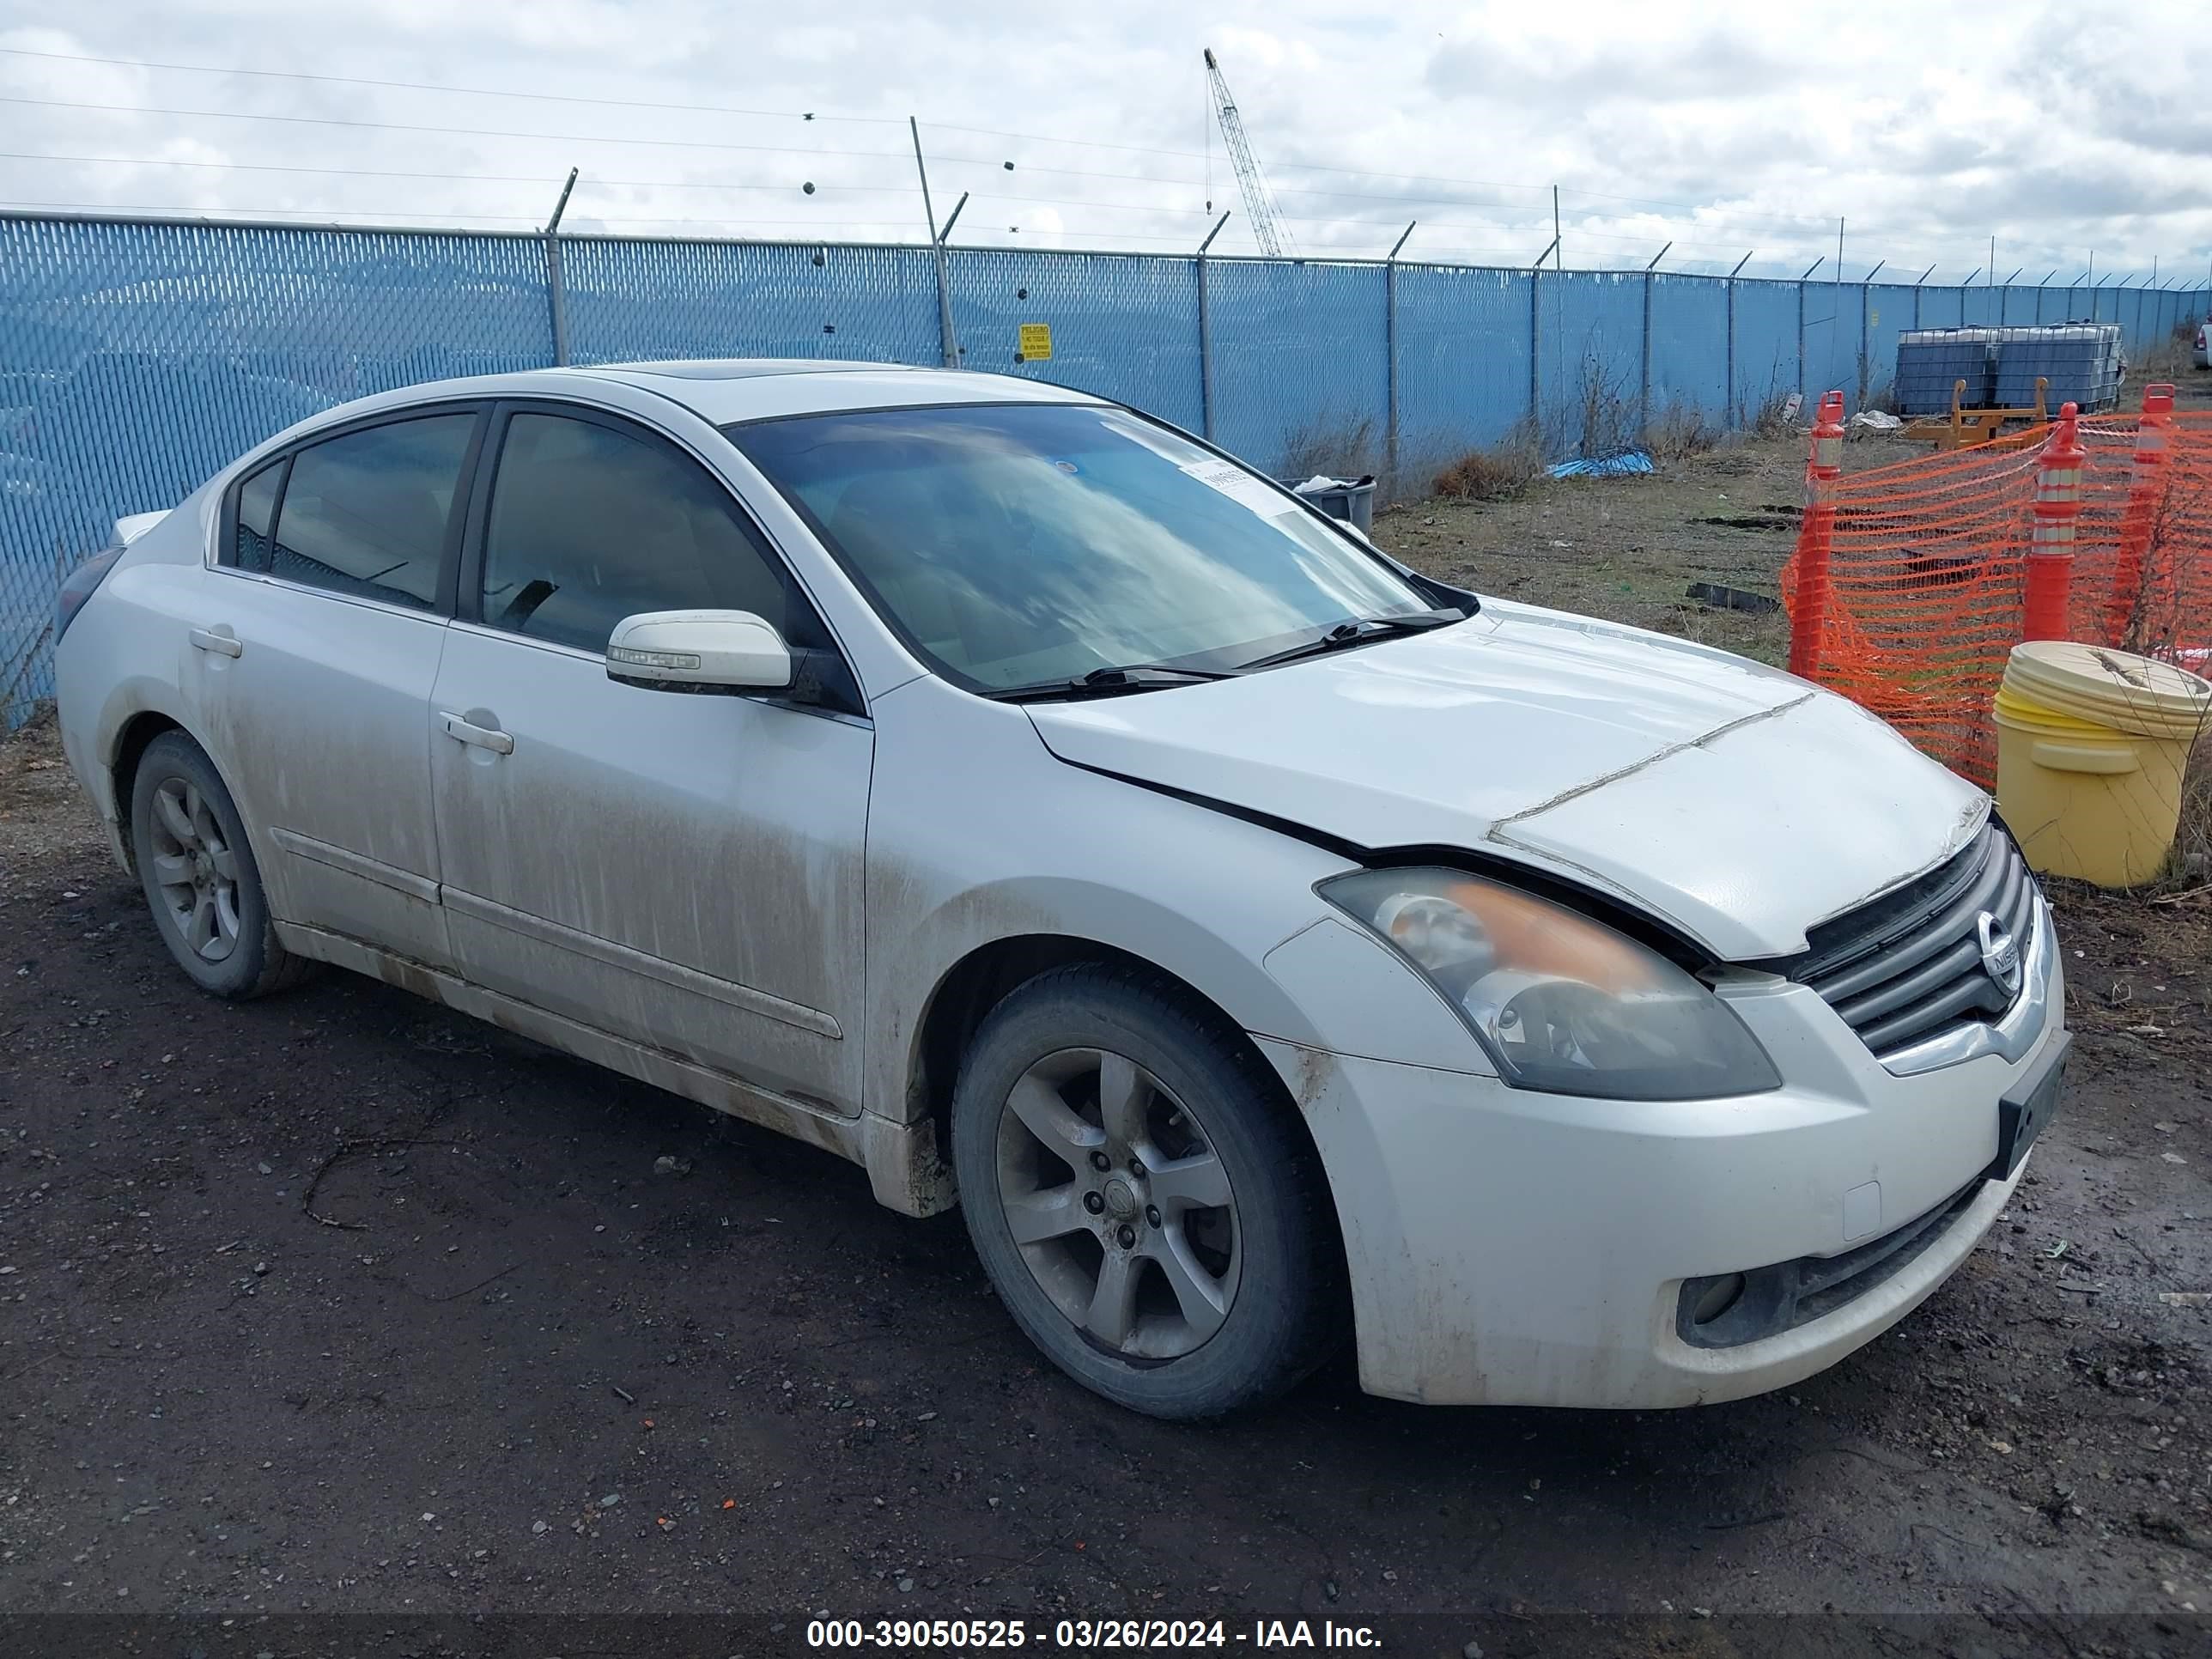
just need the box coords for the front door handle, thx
[440,712,514,756]
[188,626,242,659]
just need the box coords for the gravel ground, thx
[3,411,2211,1656]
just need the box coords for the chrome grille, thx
[1782,824,2039,1060]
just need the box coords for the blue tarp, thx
[1547,449,1656,479]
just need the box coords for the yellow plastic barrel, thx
[1992,641,2212,887]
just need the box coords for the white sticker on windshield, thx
[1181,458,1303,519]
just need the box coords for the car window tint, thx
[480,412,793,653]
[233,459,283,573]
[270,415,473,610]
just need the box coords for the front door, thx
[427,404,872,1113]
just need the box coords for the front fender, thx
[866,829,1354,1127]
[860,676,1493,1126]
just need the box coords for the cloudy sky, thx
[2,1,2207,286]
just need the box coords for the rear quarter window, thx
[231,459,284,573]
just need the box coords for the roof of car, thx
[562,359,1106,423]
[593,357,908,381]
[250,361,1113,462]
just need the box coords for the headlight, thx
[1320,867,1781,1101]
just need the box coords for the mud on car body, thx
[54,360,2066,1418]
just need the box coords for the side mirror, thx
[606,610,792,692]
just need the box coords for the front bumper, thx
[1254,923,2065,1408]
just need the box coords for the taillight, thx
[53,545,124,647]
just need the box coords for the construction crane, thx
[1202,47,1291,258]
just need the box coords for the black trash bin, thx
[1284,474,1376,534]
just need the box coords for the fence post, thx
[909,118,960,368]
[2104,382,2174,645]
[1724,252,1750,427]
[544,236,568,368]
[1640,271,1652,430]
[1796,279,1807,400]
[2024,402,2087,643]
[542,167,577,368]
[1528,271,1540,428]
[1723,276,1734,428]
[1196,211,1229,440]
[1527,262,1544,431]
[1787,391,1846,679]
[1384,222,1414,487]
[1858,276,1872,405]
[1198,256,1212,440]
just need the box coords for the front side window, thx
[269,414,474,610]
[726,403,1431,691]
[480,412,799,654]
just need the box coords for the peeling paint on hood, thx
[1024,599,1987,959]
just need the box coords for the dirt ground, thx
[3,386,2212,1656]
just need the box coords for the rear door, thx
[188,406,483,965]
[427,402,872,1113]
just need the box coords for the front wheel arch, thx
[913,934,1324,1169]
[914,934,1346,1250]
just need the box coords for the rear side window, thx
[233,459,283,572]
[268,415,475,610]
[479,412,797,653]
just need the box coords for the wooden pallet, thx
[1901,376,2049,451]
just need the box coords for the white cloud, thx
[0,1,2204,285]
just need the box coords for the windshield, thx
[726,402,1436,691]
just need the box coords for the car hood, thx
[1024,599,1987,960]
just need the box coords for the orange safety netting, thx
[1779,409,2212,786]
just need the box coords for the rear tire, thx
[951,963,1341,1419]
[128,732,315,1000]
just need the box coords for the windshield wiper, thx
[987,663,1240,703]
[1234,606,1468,672]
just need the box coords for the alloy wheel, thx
[994,1046,1241,1360]
[146,775,242,962]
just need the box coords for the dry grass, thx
[1277,410,1378,486]
[1431,424,1546,501]
[1547,351,1639,461]
[1746,388,1802,440]
[2176,742,2212,886]
[2135,331,2197,385]
[1642,399,1718,461]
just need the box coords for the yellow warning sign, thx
[1018,322,1053,362]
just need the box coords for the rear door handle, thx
[188,626,242,659]
[440,711,514,756]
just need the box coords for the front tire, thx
[129,732,314,1000]
[951,963,1341,1419]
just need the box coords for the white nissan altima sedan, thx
[51,360,2067,1419]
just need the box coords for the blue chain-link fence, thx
[4,208,2208,726]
